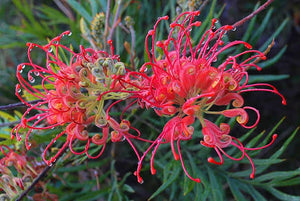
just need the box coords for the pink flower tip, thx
[250,173,255,179]
[139,66,146,73]
[193,11,200,16]
[261,55,267,60]
[161,16,169,20]
[148,29,155,35]
[207,157,223,165]
[64,30,71,35]
[244,43,252,49]
[107,40,113,45]
[17,65,23,71]
[25,143,31,150]
[151,166,156,175]
[173,152,179,161]
[194,21,201,27]
[156,41,164,48]
[224,25,234,30]
[135,173,144,184]
[194,178,201,183]
[272,134,278,140]
[282,99,287,105]
[170,23,177,28]
[21,118,27,126]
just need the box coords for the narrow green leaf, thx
[55,158,110,173]
[271,127,299,159]
[271,177,300,187]
[97,0,107,11]
[253,169,300,183]
[123,184,135,193]
[259,46,287,69]
[14,110,23,119]
[251,8,273,43]
[143,46,150,66]
[259,18,289,52]
[241,184,267,201]
[148,162,180,200]
[183,167,196,195]
[186,151,208,186]
[67,0,93,22]
[247,74,289,84]
[89,0,98,16]
[215,4,226,19]
[196,0,217,39]
[233,2,260,55]
[207,166,224,201]
[74,189,107,201]
[245,130,265,149]
[0,139,16,146]
[265,187,300,201]
[195,180,210,201]
[169,182,177,201]
[238,127,257,143]
[257,117,286,149]
[37,5,72,24]
[229,165,265,178]
[241,3,260,42]
[251,158,284,165]
[0,110,17,121]
[0,133,11,140]
[227,178,248,201]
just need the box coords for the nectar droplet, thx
[29,77,35,83]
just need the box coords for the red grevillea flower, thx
[134,11,286,183]
[0,145,56,199]
[11,31,143,165]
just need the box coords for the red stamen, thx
[177,140,201,183]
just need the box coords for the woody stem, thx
[15,144,68,201]
[0,100,42,110]
[231,0,274,28]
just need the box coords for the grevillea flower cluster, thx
[11,31,144,165]
[11,11,286,185]
[133,11,286,183]
[0,145,57,200]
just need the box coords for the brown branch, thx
[15,165,52,201]
[104,0,111,44]
[108,0,123,41]
[0,100,42,111]
[0,120,20,128]
[54,0,75,21]
[198,0,210,13]
[250,38,275,67]
[118,22,130,34]
[129,24,136,70]
[231,0,274,28]
[15,145,68,201]
[184,0,275,56]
